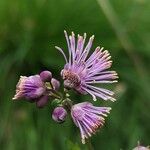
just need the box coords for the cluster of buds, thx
[13,31,118,144]
[13,71,60,108]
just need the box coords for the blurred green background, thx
[0,0,150,149]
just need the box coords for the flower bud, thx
[36,95,49,108]
[51,78,60,90]
[13,75,46,101]
[40,71,52,82]
[52,107,67,123]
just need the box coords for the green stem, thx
[87,139,94,150]
[50,92,61,99]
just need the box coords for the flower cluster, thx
[13,31,118,144]
[13,71,60,108]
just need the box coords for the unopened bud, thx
[51,78,60,90]
[52,107,67,123]
[36,95,49,108]
[40,71,52,82]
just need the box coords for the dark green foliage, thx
[0,0,149,149]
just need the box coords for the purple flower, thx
[13,75,46,101]
[133,146,150,150]
[52,107,67,123]
[133,142,150,150]
[71,102,111,144]
[55,31,118,101]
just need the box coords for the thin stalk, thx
[87,139,94,150]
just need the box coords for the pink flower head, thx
[56,31,118,101]
[71,102,111,144]
[13,75,46,101]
